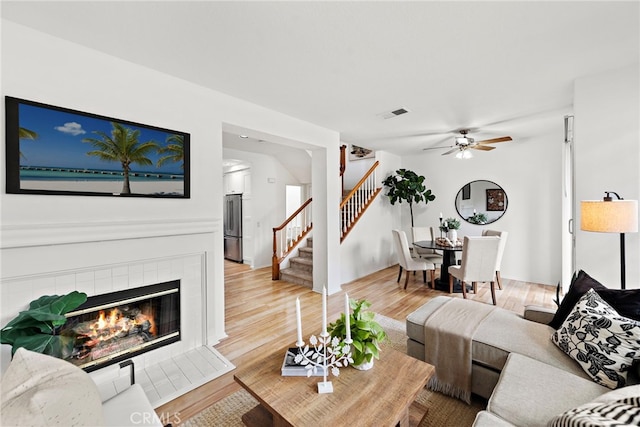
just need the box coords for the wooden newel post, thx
[272,228,280,280]
[340,145,346,196]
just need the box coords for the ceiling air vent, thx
[378,107,410,120]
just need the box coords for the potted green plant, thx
[467,212,488,225]
[439,217,461,241]
[0,291,87,358]
[328,298,387,370]
[382,169,436,227]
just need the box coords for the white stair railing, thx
[272,198,312,280]
[340,161,381,242]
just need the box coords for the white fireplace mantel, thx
[1,217,218,250]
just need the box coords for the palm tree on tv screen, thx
[19,127,38,159]
[157,134,184,170]
[83,122,159,194]
[19,127,38,140]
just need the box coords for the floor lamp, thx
[580,192,638,289]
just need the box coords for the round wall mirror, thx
[455,180,508,225]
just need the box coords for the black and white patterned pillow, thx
[548,385,640,426]
[551,288,640,389]
[548,396,640,426]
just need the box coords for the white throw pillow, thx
[551,289,640,389]
[1,347,105,426]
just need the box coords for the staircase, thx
[340,161,381,242]
[280,237,313,288]
[273,160,380,287]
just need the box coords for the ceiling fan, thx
[424,130,512,158]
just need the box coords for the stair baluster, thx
[272,198,312,280]
[339,161,382,243]
[273,160,381,285]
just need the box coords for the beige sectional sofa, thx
[407,287,640,426]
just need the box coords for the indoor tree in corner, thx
[382,168,436,227]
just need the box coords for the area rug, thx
[183,314,485,427]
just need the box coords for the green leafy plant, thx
[439,217,461,232]
[0,291,87,358]
[328,299,387,366]
[467,212,488,225]
[382,169,436,227]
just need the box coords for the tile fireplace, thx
[1,252,233,406]
[62,280,180,372]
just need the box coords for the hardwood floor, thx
[156,261,557,425]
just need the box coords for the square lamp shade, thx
[581,200,638,233]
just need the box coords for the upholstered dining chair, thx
[392,229,436,289]
[411,227,443,266]
[481,229,509,289]
[448,236,501,304]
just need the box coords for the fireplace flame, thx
[62,285,179,370]
[88,307,156,343]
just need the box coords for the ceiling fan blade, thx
[472,145,495,151]
[476,136,512,145]
[422,145,454,151]
[441,147,460,156]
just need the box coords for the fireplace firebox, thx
[62,280,180,372]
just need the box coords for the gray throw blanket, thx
[423,298,497,404]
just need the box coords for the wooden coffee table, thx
[234,344,434,427]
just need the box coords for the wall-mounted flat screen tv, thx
[5,96,190,198]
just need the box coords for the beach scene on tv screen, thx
[17,102,186,196]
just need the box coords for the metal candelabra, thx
[295,333,352,393]
[293,289,353,393]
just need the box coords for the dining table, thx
[413,239,465,292]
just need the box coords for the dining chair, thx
[448,236,501,304]
[411,227,443,266]
[392,229,436,289]
[481,229,509,289]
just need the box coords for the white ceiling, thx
[223,132,313,182]
[2,1,639,156]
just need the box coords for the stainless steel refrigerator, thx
[224,194,243,262]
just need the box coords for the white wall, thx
[1,21,340,368]
[402,125,565,286]
[312,145,342,294]
[343,155,376,191]
[574,63,640,289]
[222,147,303,269]
[339,151,402,284]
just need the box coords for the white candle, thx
[322,286,327,335]
[439,212,443,219]
[295,297,303,345]
[344,294,351,342]
[473,209,477,214]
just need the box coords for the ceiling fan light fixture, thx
[455,149,473,159]
[456,136,474,145]
[424,129,511,156]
